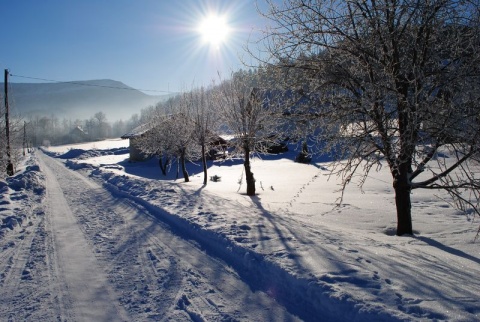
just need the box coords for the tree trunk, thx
[393,164,413,236]
[180,149,189,182]
[159,158,166,176]
[159,155,170,176]
[244,146,255,196]
[201,143,208,185]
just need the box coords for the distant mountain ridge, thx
[1,79,171,121]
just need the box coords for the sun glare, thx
[198,14,230,47]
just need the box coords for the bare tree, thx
[171,93,199,182]
[93,111,110,139]
[190,86,218,185]
[216,70,285,196]
[136,95,197,182]
[256,0,480,235]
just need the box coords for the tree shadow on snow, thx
[415,236,480,265]
[248,195,306,267]
[118,156,245,181]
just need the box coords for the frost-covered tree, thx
[135,112,176,176]
[170,94,199,182]
[136,95,197,182]
[91,111,111,139]
[111,119,127,138]
[189,86,218,185]
[216,70,285,196]
[257,0,480,235]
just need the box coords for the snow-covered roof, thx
[120,122,155,139]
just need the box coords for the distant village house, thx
[121,122,228,162]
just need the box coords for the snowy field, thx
[1,138,479,321]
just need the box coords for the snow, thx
[45,138,128,154]
[42,158,130,321]
[1,139,479,321]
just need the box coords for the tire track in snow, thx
[40,152,300,321]
[0,217,45,320]
[50,178,186,320]
[0,211,62,321]
[39,153,130,322]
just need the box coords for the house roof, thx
[121,114,230,144]
[121,122,155,139]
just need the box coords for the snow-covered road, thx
[40,152,130,321]
[0,152,299,321]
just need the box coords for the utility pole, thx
[23,121,27,156]
[4,69,14,176]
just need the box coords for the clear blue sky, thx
[1,0,271,94]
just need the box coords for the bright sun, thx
[198,14,230,47]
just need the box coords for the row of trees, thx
[137,0,480,237]
[17,110,148,148]
[26,112,107,147]
[136,70,286,192]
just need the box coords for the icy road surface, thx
[0,152,299,321]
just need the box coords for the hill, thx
[1,79,171,121]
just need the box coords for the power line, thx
[8,74,175,94]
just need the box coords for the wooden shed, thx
[121,123,154,162]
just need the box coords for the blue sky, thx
[1,0,270,94]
